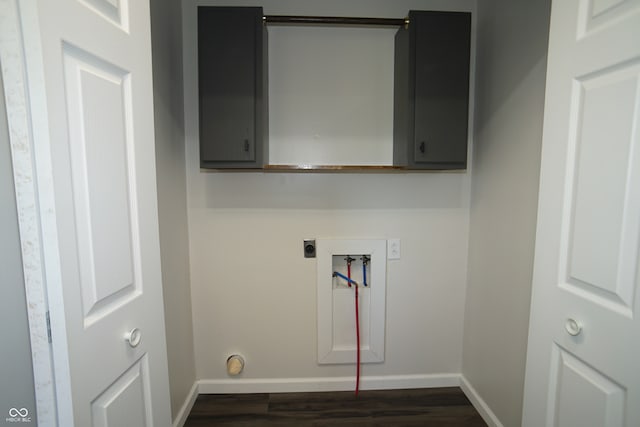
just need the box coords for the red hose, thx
[346,257,359,395]
[355,284,360,396]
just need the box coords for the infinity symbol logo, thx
[8,408,28,417]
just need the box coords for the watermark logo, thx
[6,407,31,423]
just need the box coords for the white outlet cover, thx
[387,239,400,260]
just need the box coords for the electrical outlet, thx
[303,239,316,258]
[387,239,400,260]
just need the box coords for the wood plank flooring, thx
[185,387,487,426]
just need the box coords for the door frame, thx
[1,0,69,425]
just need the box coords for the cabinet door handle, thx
[419,141,426,154]
[243,139,250,152]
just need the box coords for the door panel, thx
[198,7,258,164]
[91,356,151,427]
[411,11,470,167]
[564,61,640,314]
[17,0,171,425]
[63,44,142,325]
[548,346,625,427]
[79,0,129,30]
[580,0,639,35]
[522,0,640,425]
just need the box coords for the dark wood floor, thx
[184,387,487,426]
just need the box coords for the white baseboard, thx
[172,381,199,427]
[198,373,460,394]
[460,375,504,427]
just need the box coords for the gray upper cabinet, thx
[394,11,471,170]
[198,6,268,168]
[198,8,470,171]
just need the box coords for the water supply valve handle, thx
[361,255,370,286]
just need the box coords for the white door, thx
[9,0,171,425]
[523,1,640,426]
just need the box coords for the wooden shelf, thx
[201,164,464,173]
[263,164,407,172]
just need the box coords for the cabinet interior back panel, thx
[268,26,395,165]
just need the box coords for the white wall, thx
[183,0,475,388]
[0,70,37,424]
[268,24,395,165]
[462,0,551,425]
[150,0,196,420]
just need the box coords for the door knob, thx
[125,328,142,347]
[565,318,582,336]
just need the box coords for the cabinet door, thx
[394,11,471,170]
[413,11,471,167]
[198,7,265,167]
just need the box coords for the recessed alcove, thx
[268,25,396,167]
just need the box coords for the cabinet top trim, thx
[263,15,409,27]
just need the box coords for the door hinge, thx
[46,310,52,343]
